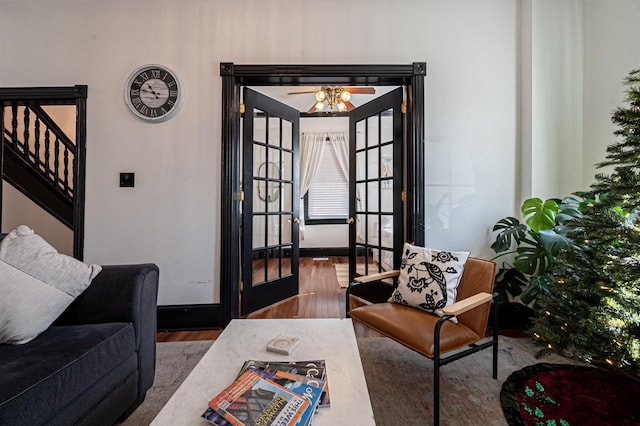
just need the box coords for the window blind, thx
[308,141,349,219]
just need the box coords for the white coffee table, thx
[151,318,375,425]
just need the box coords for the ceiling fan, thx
[288,86,376,113]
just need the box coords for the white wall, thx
[583,0,640,186]
[0,0,565,305]
[530,0,583,200]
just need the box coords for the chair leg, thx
[434,354,440,426]
[492,297,499,379]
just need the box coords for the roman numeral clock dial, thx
[125,64,184,122]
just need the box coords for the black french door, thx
[241,88,300,314]
[348,87,404,280]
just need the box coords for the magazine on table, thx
[245,366,324,426]
[202,360,331,426]
[206,369,310,426]
[239,360,331,408]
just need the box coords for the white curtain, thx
[327,132,349,181]
[298,133,326,239]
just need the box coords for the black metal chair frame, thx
[347,279,499,426]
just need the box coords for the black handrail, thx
[2,103,75,199]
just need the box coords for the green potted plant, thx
[490,194,586,329]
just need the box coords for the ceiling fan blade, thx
[344,100,357,111]
[307,103,318,113]
[287,90,318,95]
[344,87,376,94]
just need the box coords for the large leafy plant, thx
[490,195,585,305]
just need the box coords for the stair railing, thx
[3,103,75,202]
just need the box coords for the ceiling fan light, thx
[315,90,326,102]
[340,90,351,102]
[315,101,325,111]
[337,102,346,112]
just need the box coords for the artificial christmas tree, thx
[531,67,640,375]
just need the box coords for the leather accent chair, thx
[347,257,498,426]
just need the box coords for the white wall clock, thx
[124,64,184,122]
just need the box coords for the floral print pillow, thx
[388,243,470,318]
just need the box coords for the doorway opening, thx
[0,86,88,260]
[220,63,426,325]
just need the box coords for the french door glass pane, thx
[381,109,393,142]
[267,252,280,281]
[281,214,292,245]
[366,116,379,147]
[268,116,280,146]
[282,183,293,211]
[356,120,366,150]
[281,250,292,276]
[252,255,266,285]
[381,182,393,212]
[283,151,293,180]
[367,182,379,212]
[369,147,379,179]
[253,215,265,249]
[254,109,265,143]
[381,144,393,176]
[282,120,292,150]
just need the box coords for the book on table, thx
[202,360,330,426]
[205,369,310,426]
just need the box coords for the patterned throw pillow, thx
[388,243,470,318]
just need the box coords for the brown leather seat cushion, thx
[350,302,481,358]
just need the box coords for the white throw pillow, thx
[388,243,470,318]
[0,225,102,344]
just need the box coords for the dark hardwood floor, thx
[157,257,379,342]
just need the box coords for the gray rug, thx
[121,336,574,425]
[119,340,215,426]
[357,336,574,426]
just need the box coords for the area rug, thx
[118,340,214,426]
[120,336,577,425]
[356,335,576,426]
[500,362,640,425]
[334,263,378,287]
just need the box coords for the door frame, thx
[220,63,426,325]
[0,85,87,260]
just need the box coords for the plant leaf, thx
[491,217,527,253]
[521,275,553,305]
[538,229,572,258]
[556,195,584,224]
[494,267,526,303]
[521,198,558,232]
[514,232,550,276]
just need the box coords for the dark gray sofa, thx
[0,242,159,426]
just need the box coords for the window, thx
[305,141,349,223]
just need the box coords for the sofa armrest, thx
[56,263,159,327]
[55,263,159,395]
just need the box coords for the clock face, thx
[125,64,184,122]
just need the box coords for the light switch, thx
[120,172,135,187]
